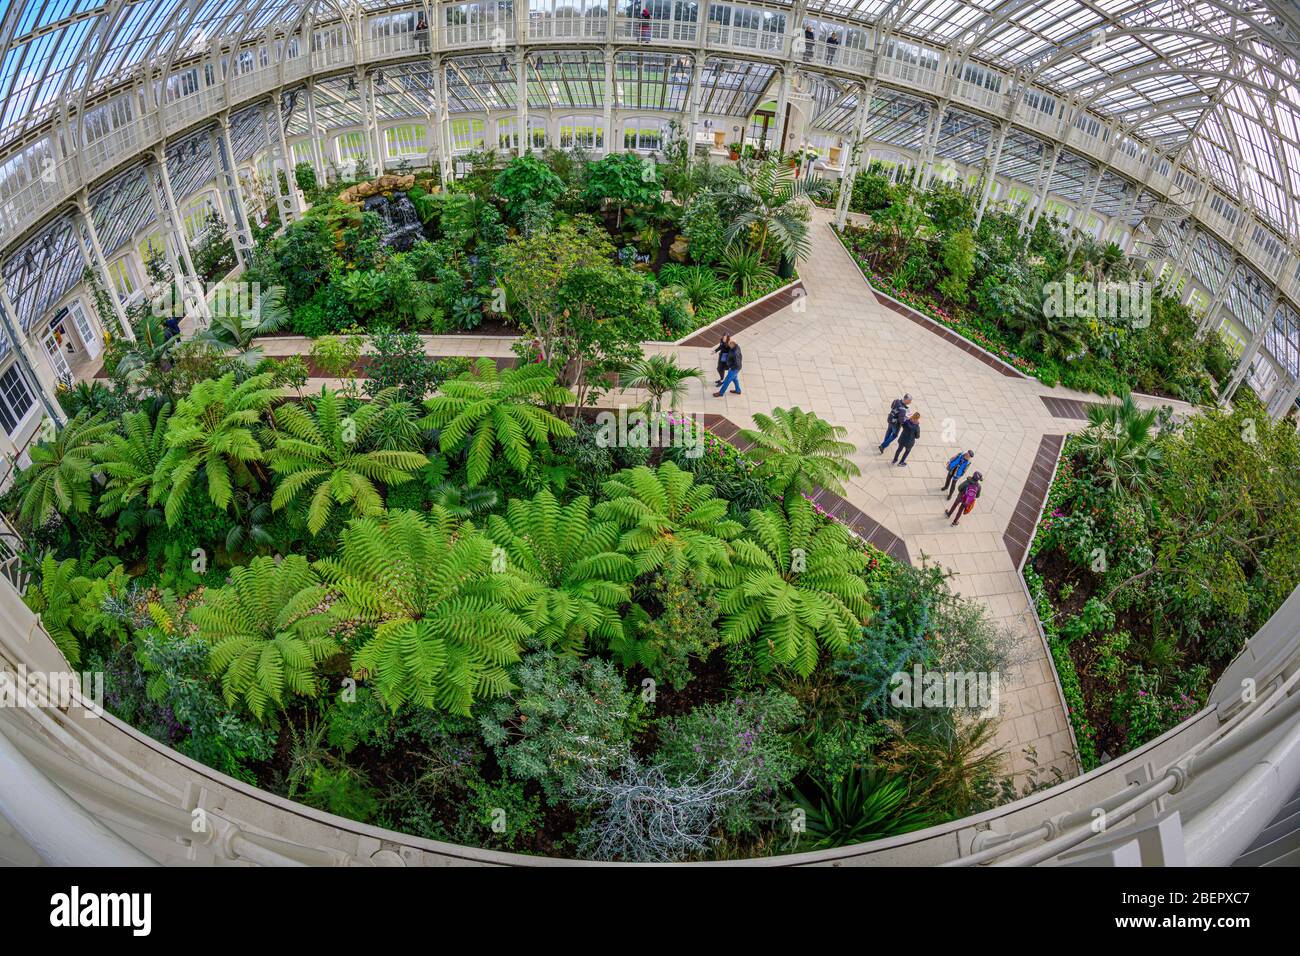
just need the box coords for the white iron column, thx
[272,94,304,218]
[834,81,875,229]
[213,119,255,267]
[686,54,705,160]
[1224,290,1281,403]
[1199,259,1241,337]
[73,192,131,341]
[918,101,947,190]
[0,283,63,426]
[436,60,453,183]
[975,123,1008,228]
[603,49,616,155]
[1025,143,1062,235]
[305,81,328,183]
[516,51,530,156]
[146,149,211,326]
[262,102,296,225]
[1268,369,1300,420]
[1067,166,1105,256]
[1120,186,1144,255]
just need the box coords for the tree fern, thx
[420,358,575,486]
[192,554,337,721]
[317,508,536,714]
[22,554,91,666]
[740,406,861,498]
[17,410,117,526]
[150,371,278,526]
[270,386,428,534]
[96,403,171,528]
[593,461,742,584]
[485,488,634,652]
[718,494,870,676]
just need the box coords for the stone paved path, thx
[253,206,1204,783]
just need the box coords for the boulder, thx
[338,174,416,206]
[668,235,690,263]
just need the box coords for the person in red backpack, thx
[945,471,981,526]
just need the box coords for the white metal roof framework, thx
[0,0,1297,388]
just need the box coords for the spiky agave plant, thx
[719,494,870,676]
[793,770,935,850]
[739,406,861,498]
[317,508,536,714]
[485,487,635,652]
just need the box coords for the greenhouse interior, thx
[0,0,1298,871]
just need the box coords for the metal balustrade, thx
[613,15,698,46]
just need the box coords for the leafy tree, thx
[593,461,742,584]
[495,217,614,363]
[317,508,535,714]
[493,154,565,223]
[485,488,634,652]
[421,358,575,486]
[581,153,660,227]
[270,386,428,534]
[17,410,117,526]
[937,228,976,304]
[151,371,278,526]
[718,495,870,676]
[620,353,704,415]
[192,554,338,720]
[1076,393,1162,496]
[740,406,861,498]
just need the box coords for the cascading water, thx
[363,191,424,251]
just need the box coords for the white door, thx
[67,301,101,360]
[40,328,73,385]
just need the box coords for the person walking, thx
[942,449,974,497]
[712,333,732,388]
[714,337,742,396]
[892,411,921,466]
[878,393,912,453]
[945,472,982,526]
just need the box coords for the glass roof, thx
[0,0,1297,239]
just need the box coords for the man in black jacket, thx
[878,393,912,452]
[714,338,742,396]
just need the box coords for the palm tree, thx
[270,386,428,535]
[193,284,290,366]
[740,406,861,498]
[193,554,338,721]
[716,155,831,263]
[619,354,703,415]
[421,357,575,486]
[718,494,870,676]
[111,312,182,387]
[150,371,278,526]
[317,508,536,714]
[16,410,117,526]
[593,461,742,584]
[485,488,635,652]
[1076,393,1163,495]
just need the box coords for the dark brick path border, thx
[1039,395,1099,420]
[1003,434,1064,569]
[680,281,806,347]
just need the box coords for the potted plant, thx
[727,142,742,161]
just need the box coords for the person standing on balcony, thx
[640,6,652,43]
[416,13,429,52]
[892,411,920,466]
[803,24,815,62]
[826,31,840,65]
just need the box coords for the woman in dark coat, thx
[892,411,920,466]
[712,334,732,388]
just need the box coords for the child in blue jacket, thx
[942,450,974,499]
